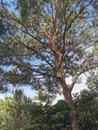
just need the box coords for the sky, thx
[0,74,88,104]
[0,0,91,102]
[0,86,37,99]
[53,74,88,104]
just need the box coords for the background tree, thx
[0,0,98,129]
[74,88,98,130]
[0,89,32,130]
[0,91,97,130]
[0,97,14,130]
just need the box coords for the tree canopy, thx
[0,88,98,130]
[0,0,98,129]
[0,0,97,90]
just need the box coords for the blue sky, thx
[0,74,88,105]
[0,86,37,99]
[0,0,91,102]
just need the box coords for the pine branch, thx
[70,60,98,90]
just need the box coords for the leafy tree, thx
[0,97,14,130]
[0,89,32,130]
[74,89,98,130]
[12,89,33,129]
[0,93,97,130]
[0,0,98,129]
[87,70,98,92]
[34,87,57,105]
[24,100,70,130]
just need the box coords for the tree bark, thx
[59,76,79,130]
[55,52,79,130]
[63,88,79,130]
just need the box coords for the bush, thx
[24,124,50,130]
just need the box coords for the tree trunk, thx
[63,88,79,130]
[56,59,79,130]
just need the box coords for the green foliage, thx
[0,89,32,130]
[87,70,98,91]
[0,20,5,35]
[0,88,98,130]
[0,0,97,91]
[24,124,51,130]
[0,1,98,129]
[74,88,98,130]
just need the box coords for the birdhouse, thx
[57,72,61,77]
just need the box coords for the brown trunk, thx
[63,88,79,130]
[55,52,79,130]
